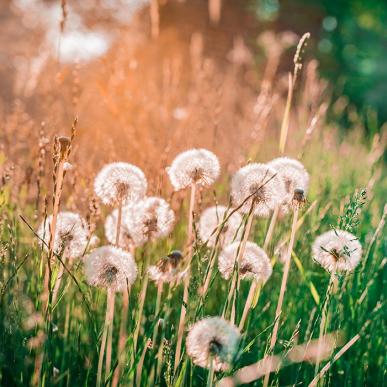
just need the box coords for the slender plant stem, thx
[152,282,163,344]
[309,334,360,387]
[105,291,116,380]
[97,289,114,387]
[239,206,279,331]
[51,256,66,306]
[239,281,259,331]
[263,205,299,387]
[314,273,335,375]
[264,206,280,250]
[111,200,127,387]
[133,252,151,355]
[174,182,196,373]
[279,73,294,154]
[224,209,254,319]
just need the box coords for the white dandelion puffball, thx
[37,211,89,259]
[267,157,310,200]
[104,206,137,248]
[148,251,186,283]
[94,162,147,206]
[167,148,220,191]
[199,206,243,247]
[231,163,286,217]
[218,241,272,283]
[186,317,240,371]
[84,246,137,292]
[312,230,362,273]
[125,197,175,247]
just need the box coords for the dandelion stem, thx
[174,182,196,373]
[111,200,125,386]
[224,207,254,320]
[239,281,261,331]
[152,282,163,344]
[97,288,114,387]
[263,205,299,387]
[238,205,279,331]
[133,252,151,355]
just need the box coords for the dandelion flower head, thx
[84,245,137,292]
[37,211,89,259]
[94,162,147,206]
[218,241,272,283]
[148,250,186,283]
[268,157,309,202]
[186,317,240,371]
[199,206,243,247]
[231,163,286,217]
[126,197,175,246]
[167,149,220,191]
[312,229,362,273]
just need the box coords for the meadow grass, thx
[0,122,385,386]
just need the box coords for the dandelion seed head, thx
[186,317,240,371]
[167,149,220,191]
[126,197,175,246]
[84,245,137,292]
[218,241,272,283]
[94,162,147,206]
[37,211,88,259]
[312,230,362,273]
[199,206,243,247]
[148,250,186,283]
[267,157,310,202]
[231,163,286,217]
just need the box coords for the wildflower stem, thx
[314,272,335,374]
[264,205,280,250]
[133,252,151,355]
[174,182,196,373]
[97,288,115,387]
[263,205,299,387]
[238,281,261,331]
[112,200,125,386]
[153,281,163,344]
[224,208,254,320]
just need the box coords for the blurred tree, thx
[252,0,387,127]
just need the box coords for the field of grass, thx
[0,3,386,386]
[0,116,385,386]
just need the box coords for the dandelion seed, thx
[37,211,88,259]
[218,241,272,283]
[231,163,286,217]
[148,250,186,283]
[84,246,137,292]
[199,206,243,247]
[166,149,220,191]
[94,162,147,206]
[312,230,362,273]
[267,157,309,203]
[126,197,175,247]
[186,317,240,371]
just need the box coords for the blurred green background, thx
[253,0,387,130]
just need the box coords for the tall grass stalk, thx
[174,182,196,372]
[263,204,300,387]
